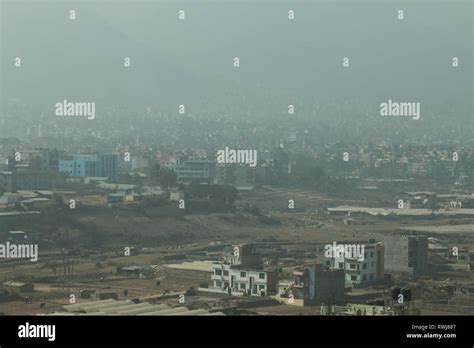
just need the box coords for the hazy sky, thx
[1,0,472,123]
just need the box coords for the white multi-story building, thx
[210,244,277,296]
[323,242,384,286]
[211,264,273,296]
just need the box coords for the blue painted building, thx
[293,264,345,305]
[59,154,117,179]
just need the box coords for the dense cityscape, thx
[0,1,473,345]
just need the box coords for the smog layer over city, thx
[0,0,473,330]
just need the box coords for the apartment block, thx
[384,235,428,275]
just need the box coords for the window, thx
[362,275,367,281]
[259,285,265,290]
[215,281,222,288]
[240,272,246,278]
[223,270,229,276]
[362,263,367,270]
[215,269,222,276]
[240,283,246,290]
[259,273,265,279]
[370,252,374,258]
[349,263,356,270]
[351,275,357,281]
[369,274,374,280]
[338,262,343,269]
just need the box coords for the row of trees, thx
[187,179,239,207]
[149,164,177,190]
[46,256,77,279]
[121,164,177,190]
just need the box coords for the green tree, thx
[149,163,161,186]
[210,185,238,207]
[53,226,81,250]
[42,194,70,235]
[49,171,69,188]
[189,179,210,199]
[50,193,67,210]
[223,185,238,206]
[158,167,177,190]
